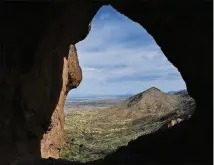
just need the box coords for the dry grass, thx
[60,89,195,162]
[60,107,180,162]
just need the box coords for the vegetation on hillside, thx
[60,88,195,162]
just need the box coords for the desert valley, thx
[61,87,195,162]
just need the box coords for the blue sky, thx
[68,5,186,97]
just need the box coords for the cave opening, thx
[0,1,211,164]
[61,5,195,162]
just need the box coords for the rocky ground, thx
[60,87,195,162]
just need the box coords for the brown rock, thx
[66,45,82,93]
[41,45,82,158]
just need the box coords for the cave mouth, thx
[59,5,195,163]
[0,1,211,164]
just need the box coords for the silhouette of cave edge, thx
[0,1,212,165]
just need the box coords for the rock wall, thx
[1,2,100,164]
[1,0,212,165]
[41,45,82,159]
[99,1,213,164]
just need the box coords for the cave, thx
[1,1,212,165]
[62,5,190,162]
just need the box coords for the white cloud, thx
[82,67,100,72]
[68,6,186,97]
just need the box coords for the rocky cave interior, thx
[1,1,212,165]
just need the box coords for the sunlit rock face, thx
[41,45,82,158]
[1,0,212,164]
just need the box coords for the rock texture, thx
[123,87,195,117]
[1,0,212,165]
[0,2,100,164]
[125,87,180,112]
[41,45,82,158]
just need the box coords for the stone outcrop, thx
[41,45,82,158]
[1,0,212,165]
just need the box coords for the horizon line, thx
[67,88,186,98]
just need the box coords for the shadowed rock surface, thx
[1,0,212,165]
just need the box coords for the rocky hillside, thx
[122,87,195,118]
[60,87,195,162]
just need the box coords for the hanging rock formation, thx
[41,45,82,159]
[1,0,212,165]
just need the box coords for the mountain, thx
[122,87,195,118]
[168,89,187,95]
[168,90,178,94]
[174,89,189,97]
